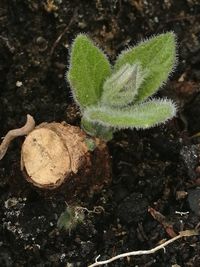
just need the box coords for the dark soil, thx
[1,0,200,266]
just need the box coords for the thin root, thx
[0,114,35,160]
[88,230,198,267]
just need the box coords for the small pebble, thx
[16,81,23,87]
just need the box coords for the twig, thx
[148,207,177,237]
[88,230,198,267]
[164,14,200,23]
[50,8,78,56]
[0,114,35,160]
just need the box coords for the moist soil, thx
[1,1,200,266]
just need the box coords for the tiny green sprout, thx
[67,32,177,140]
[57,205,104,232]
[57,206,85,233]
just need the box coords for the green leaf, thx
[67,34,112,109]
[83,99,176,129]
[114,32,177,102]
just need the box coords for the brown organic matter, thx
[21,122,111,195]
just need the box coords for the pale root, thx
[21,122,111,194]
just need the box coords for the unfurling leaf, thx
[101,63,148,107]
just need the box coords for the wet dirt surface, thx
[1,0,200,266]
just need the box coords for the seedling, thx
[67,32,177,140]
[0,32,177,192]
[57,205,85,233]
[57,205,104,233]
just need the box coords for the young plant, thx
[67,33,177,140]
[57,205,85,233]
[0,32,177,193]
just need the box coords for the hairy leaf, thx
[83,99,176,129]
[114,32,177,102]
[67,34,112,108]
